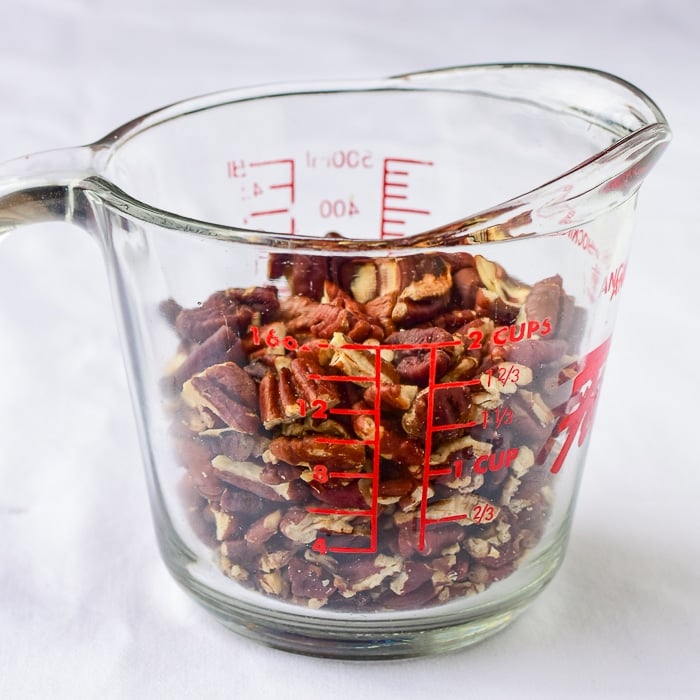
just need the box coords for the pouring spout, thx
[0,146,94,235]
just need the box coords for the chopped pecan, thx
[396,520,464,557]
[385,327,457,385]
[212,456,308,502]
[266,434,366,471]
[279,507,356,544]
[287,554,337,606]
[364,293,397,334]
[352,412,424,467]
[258,570,288,597]
[392,255,452,325]
[389,561,434,596]
[524,275,562,330]
[328,333,419,410]
[244,510,283,547]
[285,282,384,342]
[219,487,269,519]
[308,480,369,509]
[259,356,341,429]
[334,554,403,596]
[183,362,260,434]
[502,338,569,367]
[425,493,500,526]
[269,253,329,299]
[199,428,267,462]
[212,507,248,541]
[166,326,246,391]
[474,255,530,307]
[175,286,278,342]
[475,287,521,325]
[329,258,378,304]
[379,581,442,609]
[452,266,481,309]
[402,384,472,441]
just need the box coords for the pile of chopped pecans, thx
[161,252,585,610]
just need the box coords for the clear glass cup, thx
[0,64,670,659]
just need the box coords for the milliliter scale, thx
[226,152,435,239]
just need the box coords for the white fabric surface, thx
[1,1,698,697]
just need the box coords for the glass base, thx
[161,543,563,659]
[213,597,531,660]
[151,492,570,660]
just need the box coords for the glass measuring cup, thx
[0,64,670,659]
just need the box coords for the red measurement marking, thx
[311,538,327,554]
[380,157,433,239]
[314,436,374,447]
[307,507,373,517]
[436,378,483,389]
[418,346,439,551]
[428,467,453,477]
[549,338,611,474]
[303,343,385,556]
[245,158,296,234]
[470,504,497,524]
[309,373,374,383]
[329,407,374,416]
[425,514,469,525]
[473,448,519,474]
[485,364,519,388]
[297,398,328,419]
[369,347,382,553]
[249,159,295,204]
[431,420,479,432]
[327,471,374,481]
[250,208,290,217]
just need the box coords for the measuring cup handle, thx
[0,146,94,236]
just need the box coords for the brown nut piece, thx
[385,327,457,385]
[176,286,279,342]
[183,362,260,435]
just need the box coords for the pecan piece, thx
[352,412,424,468]
[474,255,530,307]
[425,493,500,526]
[266,434,366,471]
[385,327,457,385]
[269,253,329,299]
[502,338,569,368]
[389,561,434,596]
[212,456,308,502]
[334,554,403,596]
[402,384,472,440]
[279,507,357,544]
[244,510,283,547]
[287,554,337,606]
[175,286,278,342]
[183,362,260,434]
[259,356,341,429]
[452,266,481,309]
[285,282,384,342]
[329,333,418,410]
[166,326,246,392]
[524,275,562,331]
[392,255,452,326]
[201,428,267,462]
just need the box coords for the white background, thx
[1,1,698,698]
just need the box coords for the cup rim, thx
[82,62,671,251]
